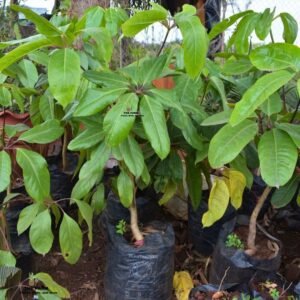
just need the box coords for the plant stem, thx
[247,186,272,253]
[62,127,68,172]
[156,24,171,57]
[129,196,143,244]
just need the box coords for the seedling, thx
[116,219,127,235]
[225,233,244,250]
[260,281,280,300]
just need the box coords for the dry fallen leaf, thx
[173,271,194,300]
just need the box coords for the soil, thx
[234,226,279,260]
[9,209,300,300]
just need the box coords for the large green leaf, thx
[83,70,129,87]
[68,128,104,151]
[59,213,82,264]
[17,203,43,235]
[48,49,81,108]
[258,129,298,187]
[233,13,259,55]
[209,76,229,111]
[209,10,253,40]
[280,13,298,44]
[117,169,134,208]
[202,179,230,227]
[119,136,144,177]
[201,110,232,126]
[122,7,167,37]
[275,123,300,148]
[11,5,62,37]
[255,8,274,40]
[0,251,16,267]
[39,94,55,121]
[230,71,294,126]
[104,93,138,147]
[71,144,110,200]
[271,175,300,208]
[32,273,70,298]
[16,149,50,202]
[186,156,202,210]
[149,88,183,112]
[19,120,64,144]
[260,93,282,116]
[140,95,170,159]
[0,38,53,72]
[221,57,253,75]
[208,120,257,168]
[74,200,93,246]
[175,5,208,78]
[29,210,53,255]
[74,87,127,117]
[250,43,300,71]
[18,59,38,88]
[0,151,11,193]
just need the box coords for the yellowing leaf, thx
[223,169,246,209]
[202,179,229,227]
[173,271,194,300]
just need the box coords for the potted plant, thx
[196,8,300,285]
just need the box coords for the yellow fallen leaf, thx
[173,271,194,300]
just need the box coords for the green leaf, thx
[117,170,133,208]
[59,213,83,264]
[71,143,110,200]
[120,136,144,177]
[17,59,38,88]
[230,155,253,189]
[149,89,183,112]
[74,87,127,117]
[0,289,7,299]
[209,76,229,110]
[175,6,208,78]
[68,128,104,151]
[28,51,49,66]
[276,123,300,148]
[32,273,70,298]
[280,13,298,44]
[11,5,62,37]
[271,175,300,208]
[39,94,55,121]
[83,70,129,88]
[29,210,53,255]
[104,93,139,147]
[297,79,300,97]
[0,151,11,193]
[84,6,105,29]
[0,87,11,107]
[255,8,274,40]
[122,8,167,37]
[202,178,230,227]
[208,120,257,168]
[233,13,259,55]
[17,203,42,235]
[91,184,105,214]
[186,156,202,210]
[209,10,253,40]
[0,251,16,267]
[260,93,282,116]
[250,43,300,71]
[230,70,294,126]
[140,95,170,159]
[16,149,50,202]
[195,144,209,163]
[258,129,298,187]
[158,181,177,206]
[201,110,232,126]
[222,57,253,75]
[0,38,53,72]
[19,120,64,144]
[48,49,81,108]
[74,200,93,246]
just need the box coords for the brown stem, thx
[247,186,272,252]
[129,196,143,244]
